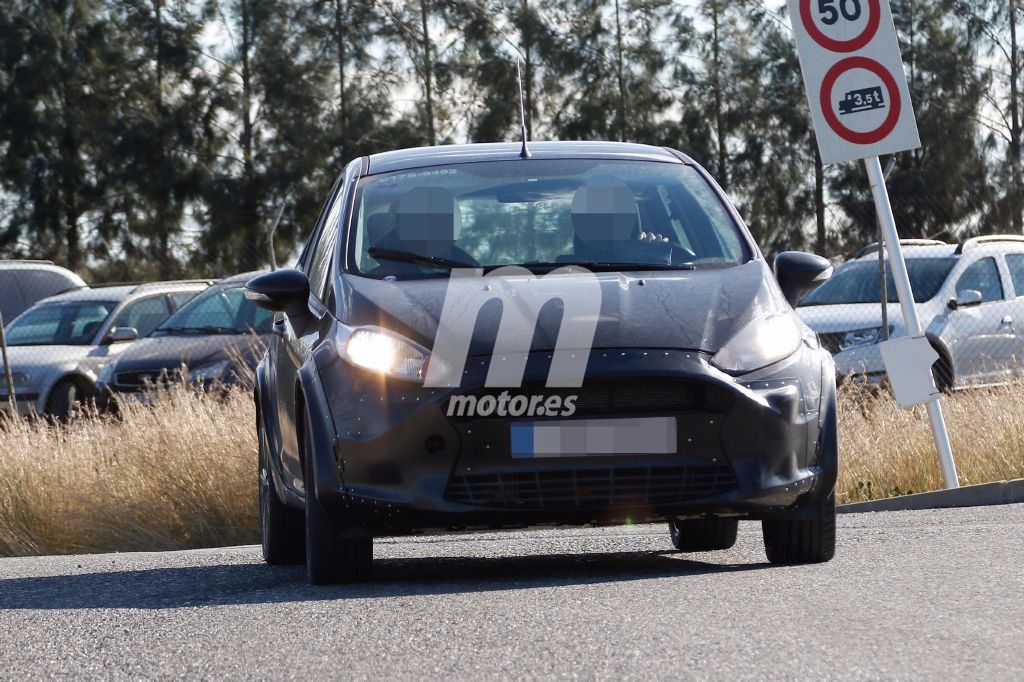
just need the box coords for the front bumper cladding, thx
[310,345,836,534]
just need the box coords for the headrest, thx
[366,212,395,245]
[570,179,639,243]
[395,186,461,257]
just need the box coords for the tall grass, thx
[0,382,1021,556]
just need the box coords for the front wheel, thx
[761,493,836,564]
[301,408,372,585]
[45,379,89,422]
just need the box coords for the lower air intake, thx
[444,464,738,508]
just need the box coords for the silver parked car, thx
[0,260,86,324]
[0,280,210,418]
[797,236,1024,391]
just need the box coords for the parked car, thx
[797,236,1024,391]
[247,141,839,584]
[95,272,273,408]
[0,260,86,324]
[0,280,210,419]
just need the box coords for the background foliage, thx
[0,0,1021,280]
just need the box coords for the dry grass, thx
[0,384,258,557]
[0,381,1022,557]
[838,382,1024,502]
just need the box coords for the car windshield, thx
[156,286,274,335]
[800,257,956,306]
[4,300,117,346]
[348,159,751,279]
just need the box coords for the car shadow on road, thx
[0,549,773,610]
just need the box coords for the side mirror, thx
[245,269,311,319]
[949,289,983,310]
[107,326,139,343]
[774,251,833,307]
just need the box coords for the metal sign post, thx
[865,158,959,488]
[787,0,959,488]
[0,311,16,414]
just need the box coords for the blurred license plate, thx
[511,417,677,458]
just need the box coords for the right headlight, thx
[96,361,117,385]
[711,313,803,374]
[838,326,889,351]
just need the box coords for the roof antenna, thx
[516,57,532,159]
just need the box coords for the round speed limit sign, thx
[800,0,881,53]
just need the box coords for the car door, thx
[944,256,1014,383]
[274,166,353,492]
[1003,253,1024,374]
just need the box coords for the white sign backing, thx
[787,0,921,165]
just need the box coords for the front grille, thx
[818,333,844,355]
[444,464,738,508]
[448,379,725,419]
[115,368,178,387]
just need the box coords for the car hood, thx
[0,345,93,371]
[796,302,914,334]
[111,334,268,372]
[339,260,789,356]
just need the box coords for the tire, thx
[761,493,836,564]
[301,408,372,585]
[45,379,88,422]
[669,517,738,552]
[259,422,304,565]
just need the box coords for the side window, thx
[169,291,199,310]
[1006,255,1024,297]
[956,257,1004,303]
[307,190,345,301]
[114,296,172,337]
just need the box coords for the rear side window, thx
[114,296,173,337]
[1006,255,1024,297]
[956,257,1004,303]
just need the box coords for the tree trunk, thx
[614,0,627,141]
[814,143,826,255]
[1010,0,1022,233]
[521,0,534,140]
[419,0,436,146]
[239,0,259,269]
[711,3,728,190]
[334,0,350,156]
[155,0,171,279]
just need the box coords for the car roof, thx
[214,270,270,286]
[0,260,87,283]
[38,280,211,305]
[854,244,958,261]
[366,141,692,175]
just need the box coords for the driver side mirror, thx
[245,269,311,319]
[106,326,139,344]
[774,251,833,307]
[949,289,983,310]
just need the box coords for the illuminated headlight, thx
[188,360,230,382]
[712,313,803,374]
[838,326,887,351]
[340,328,433,382]
[96,361,117,385]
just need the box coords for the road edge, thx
[839,478,1024,514]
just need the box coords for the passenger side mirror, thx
[106,326,139,343]
[245,269,311,319]
[774,251,833,307]
[949,289,983,310]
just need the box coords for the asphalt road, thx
[1,505,1021,680]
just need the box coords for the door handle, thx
[1002,315,1014,326]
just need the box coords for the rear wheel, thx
[259,422,304,565]
[669,517,738,552]
[301,408,372,585]
[761,493,836,564]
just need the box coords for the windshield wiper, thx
[511,260,696,273]
[368,247,476,271]
[159,325,238,335]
